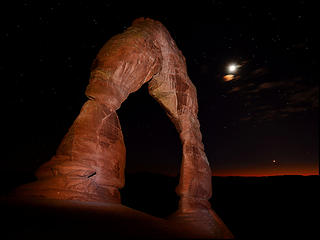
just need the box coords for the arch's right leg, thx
[148,65,234,239]
[148,75,212,213]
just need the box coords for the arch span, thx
[17,18,214,215]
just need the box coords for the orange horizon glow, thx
[212,168,319,177]
[129,163,319,177]
[213,172,319,177]
[127,169,319,177]
[212,161,319,177]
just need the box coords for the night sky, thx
[2,1,318,177]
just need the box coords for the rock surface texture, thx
[14,18,233,238]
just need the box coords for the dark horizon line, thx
[124,170,319,178]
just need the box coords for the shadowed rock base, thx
[2,197,233,239]
[13,176,121,203]
[169,196,233,238]
[169,209,233,239]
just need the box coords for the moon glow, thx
[228,64,238,73]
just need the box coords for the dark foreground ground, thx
[1,172,319,239]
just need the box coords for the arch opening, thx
[118,83,181,217]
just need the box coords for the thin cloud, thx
[227,86,241,93]
[240,116,253,121]
[233,79,318,122]
[223,67,317,123]
[245,81,291,94]
[280,106,307,113]
[288,87,319,108]
[249,67,269,78]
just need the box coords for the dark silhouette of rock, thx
[13,18,233,238]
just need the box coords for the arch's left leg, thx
[13,20,162,203]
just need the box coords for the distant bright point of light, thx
[228,64,238,73]
[272,160,276,163]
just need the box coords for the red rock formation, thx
[14,18,232,238]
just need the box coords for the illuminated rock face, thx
[16,18,213,212]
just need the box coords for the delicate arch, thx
[17,18,212,212]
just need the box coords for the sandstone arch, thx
[15,18,232,237]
